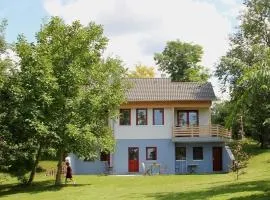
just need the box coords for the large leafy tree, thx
[215,0,270,147]
[128,65,155,78]
[154,40,209,82]
[1,17,127,185]
[0,19,26,180]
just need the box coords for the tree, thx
[1,17,128,185]
[230,140,249,180]
[128,65,155,78]
[0,19,28,182]
[232,50,270,147]
[211,101,243,139]
[154,40,209,82]
[215,0,270,147]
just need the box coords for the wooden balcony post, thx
[172,107,175,137]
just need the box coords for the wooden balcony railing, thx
[172,125,231,139]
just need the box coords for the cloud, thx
[43,0,237,98]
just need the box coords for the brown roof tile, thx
[126,78,216,101]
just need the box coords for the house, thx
[69,78,233,174]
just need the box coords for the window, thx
[100,152,110,166]
[100,152,110,161]
[136,109,147,125]
[146,147,157,160]
[175,147,186,160]
[177,110,198,126]
[153,108,164,125]
[193,147,203,160]
[120,109,131,125]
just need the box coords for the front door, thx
[213,147,222,171]
[128,147,139,172]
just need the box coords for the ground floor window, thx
[100,152,110,165]
[175,147,186,160]
[193,147,203,160]
[146,147,157,160]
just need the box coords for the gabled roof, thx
[126,78,216,101]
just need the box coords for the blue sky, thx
[0,0,244,99]
[0,0,48,42]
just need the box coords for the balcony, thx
[172,124,231,143]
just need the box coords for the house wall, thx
[71,105,234,175]
[113,139,175,174]
[115,108,210,140]
[71,140,232,174]
[175,142,228,174]
[115,108,173,140]
[70,154,106,175]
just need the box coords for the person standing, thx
[65,162,75,184]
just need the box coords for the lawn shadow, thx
[145,179,270,200]
[0,180,91,198]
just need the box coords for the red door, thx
[213,147,223,171]
[128,147,139,172]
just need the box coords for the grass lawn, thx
[1,144,270,200]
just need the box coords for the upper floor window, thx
[193,147,203,160]
[146,147,157,160]
[177,110,198,126]
[153,108,164,125]
[136,109,147,125]
[120,109,131,125]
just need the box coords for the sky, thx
[0,0,244,99]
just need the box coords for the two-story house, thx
[69,78,233,174]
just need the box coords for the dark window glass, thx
[120,109,131,125]
[193,147,203,160]
[136,109,147,125]
[175,147,186,160]
[153,108,164,125]
[146,147,157,160]
[100,152,110,161]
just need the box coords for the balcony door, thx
[128,147,139,172]
[177,110,198,127]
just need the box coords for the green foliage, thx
[230,140,249,180]
[128,65,155,78]
[215,0,270,147]
[15,17,127,184]
[0,17,128,185]
[154,40,209,82]
[0,19,33,183]
[211,101,231,127]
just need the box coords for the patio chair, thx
[141,162,151,175]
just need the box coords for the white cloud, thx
[43,0,235,99]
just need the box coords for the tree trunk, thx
[259,134,264,148]
[27,144,42,185]
[55,148,64,186]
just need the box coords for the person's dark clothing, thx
[66,166,72,179]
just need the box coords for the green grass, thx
[1,145,270,200]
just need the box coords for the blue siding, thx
[113,139,175,174]
[175,143,227,173]
[70,154,106,175]
[71,140,233,174]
